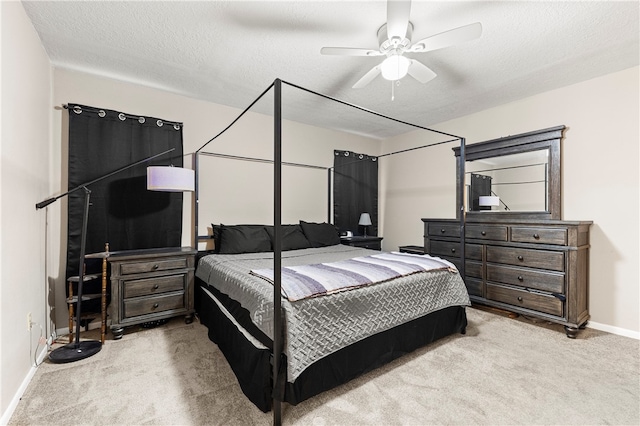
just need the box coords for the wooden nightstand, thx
[340,236,383,250]
[108,247,196,339]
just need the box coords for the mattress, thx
[196,245,471,382]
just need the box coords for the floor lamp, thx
[36,148,176,363]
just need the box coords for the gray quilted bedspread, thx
[196,245,470,382]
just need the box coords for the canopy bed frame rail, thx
[193,78,467,425]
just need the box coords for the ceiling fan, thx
[320,0,482,89]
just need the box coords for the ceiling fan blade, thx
[321,47,382,56]
[387,0,412,39]
[352,65,382,89]
[407,60,437,84]
[409,22,482,53]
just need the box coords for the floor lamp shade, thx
[147,166,195,192]
[478,196,500,207]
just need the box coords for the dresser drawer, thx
[442,257,482,279]
[465,277,483,297]
[486,246,565,272]
[430,241,482,260]
[123,274,185,299]
[466,225,507,241]
[486,283,563,317]
[118,257,189,276]
[428,223,459,238]
[486,264,564,294]
[511,227,567,245]
[123,292,185,318]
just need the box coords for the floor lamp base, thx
[48,340,102,363]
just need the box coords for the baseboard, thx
[1,336,52,425]
[55,317,104,337]
[588,321,640,340]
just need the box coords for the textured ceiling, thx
[22,1,639,139]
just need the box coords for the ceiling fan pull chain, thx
[391,80,395,101]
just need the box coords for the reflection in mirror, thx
[466,150,549,213]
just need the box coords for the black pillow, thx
[211,223,223,253]
[265,225,311,251]
[299,221,340,248]
[218,225,272,254]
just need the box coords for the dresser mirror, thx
[453,125,565,220]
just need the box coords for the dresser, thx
[108,247,196,339]
[422,218,592,338]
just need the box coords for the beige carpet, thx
[9,307,640,425]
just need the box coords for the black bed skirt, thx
[196,282,468,412]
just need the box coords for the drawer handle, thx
[533,233,540,239]
[153,284,159,290]
[440,229,446,233]
[481,231,486,236]
[517,296,523,302]
[450,248,456,253]
[153,264,159,270]
[518,276,524,281]
[153,303,159,309]
[517,255,524,261]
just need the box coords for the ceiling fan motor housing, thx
[377,22,413,55]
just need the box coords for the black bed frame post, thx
[273,78,283,426]
[327,168,332,223]
[193,152,199,249]
[459,137,466,278]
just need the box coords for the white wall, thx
[381,66,640,336]
[0,1,52,420]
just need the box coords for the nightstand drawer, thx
[123,274,186,298]
[119,257,189,276]
[487,283,563,317]
[511,227,567,245]
[486,246,565,272]
[123,292,185,318]
[487,264,564,294]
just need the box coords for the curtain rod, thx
[63,104,183,128]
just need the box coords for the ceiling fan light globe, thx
[381,54,411,81]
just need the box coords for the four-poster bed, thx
[193,79,468,424]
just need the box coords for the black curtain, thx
[333,150,378,236]
[470,173,492,211]
[66,104,184,279]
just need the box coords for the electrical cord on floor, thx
[30,323,46,367]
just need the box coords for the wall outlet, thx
[27,312,32,331]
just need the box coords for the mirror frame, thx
[453,125,565,221]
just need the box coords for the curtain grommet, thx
[118,113,126,121]
[173,124,181,130]
[73,106,82,114]
[138,117,146,124]
[98,110,106,118]
[358,154,364,160]
[157,120,163,127]
[344,151,349,156]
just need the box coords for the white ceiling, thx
[22,1,639,140]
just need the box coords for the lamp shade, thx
[358,212,372,226]
[478,196,500,207]
[380,54,411,81]
[147,166,195,192]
